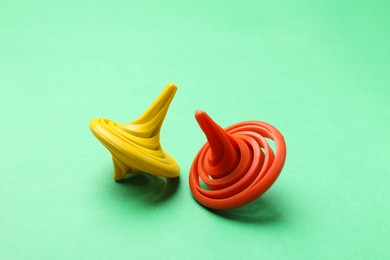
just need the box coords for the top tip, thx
[165,83,178,93]
[194,110,222,138]
[195,110,207,120]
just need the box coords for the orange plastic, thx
[189,110,287,210]
[89,83,180,180]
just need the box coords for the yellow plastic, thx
[89,83,180,180]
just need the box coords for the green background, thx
[1,0,389,259]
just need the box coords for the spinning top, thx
[90,83,180,180]
[189,111,286,210]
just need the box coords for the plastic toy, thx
[189,110,286,210]
[89,83,180,180]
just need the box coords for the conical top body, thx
[90,83,180,180]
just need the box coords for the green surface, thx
[1,0,389,259]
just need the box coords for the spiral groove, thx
[89,83,180,180]
[189,111,286,210]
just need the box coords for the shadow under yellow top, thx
[89,83,180,180]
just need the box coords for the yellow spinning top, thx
[89,83,180,180]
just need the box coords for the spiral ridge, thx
[90,83,180,180]
[189,111,286,210]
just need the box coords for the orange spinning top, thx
[189,111,286,210]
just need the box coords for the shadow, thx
[207,194,284,224]
[114,172,180,204]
